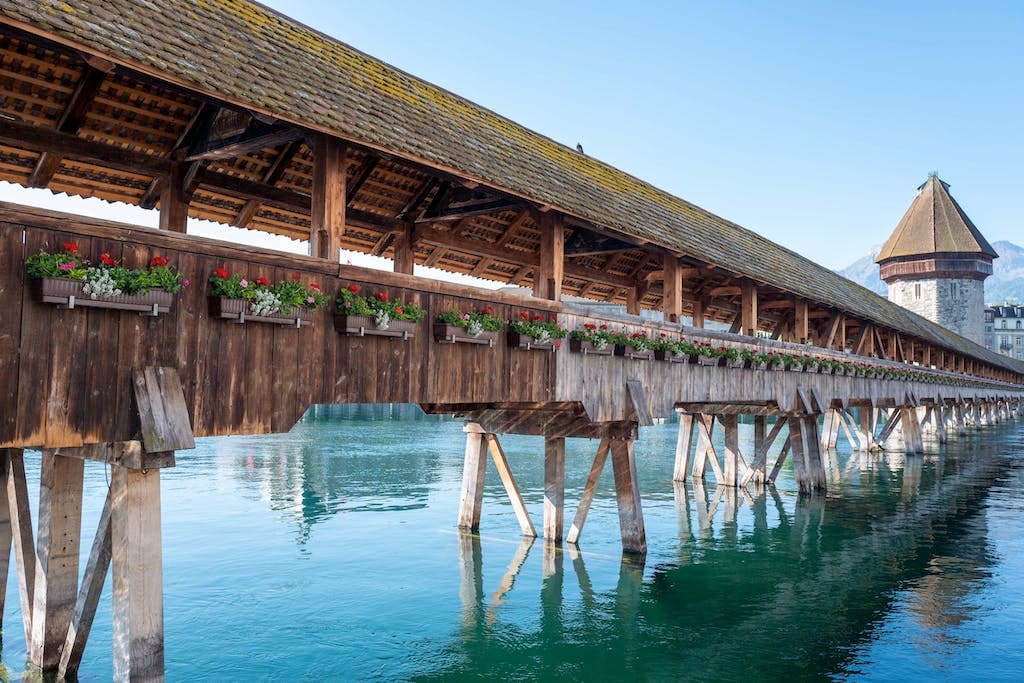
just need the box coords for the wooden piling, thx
[30,451,85,671]
[610,440,646,555]
[543,436,565,544]
[566,439,610,545]
[673,413,695,482]
[457,423,487,531]
[111,466,165,683]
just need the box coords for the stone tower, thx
[876,174,996,346]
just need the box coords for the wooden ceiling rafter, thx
[233,140,301,228]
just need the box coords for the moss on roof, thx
[1,0,1022,374]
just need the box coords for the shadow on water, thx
[415,428,1020,682]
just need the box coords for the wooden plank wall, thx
[0,209,558,448]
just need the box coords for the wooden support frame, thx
[457,423,487,531]
[663,257,682,323]
[740,280,758,336]
[534,212,565,301]
[794,299,809,343]
[673,413,695,482]
[484,434,536,538]
[566,439,611,544]
[158,161,189,233]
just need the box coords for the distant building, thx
[987,305,1024,360]
[876,174,996,346]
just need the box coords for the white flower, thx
[82,267,122,299]
[467,319,483,337]
[250,288,282,317]
[374,309,391,330]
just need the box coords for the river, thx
[2,405,1022,680]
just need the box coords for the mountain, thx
[836,239,1024,305]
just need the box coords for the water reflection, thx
[229,404,448,544]
[427,441,1012,681]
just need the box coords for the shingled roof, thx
[0,0,1022,375]
[877,174,998,262]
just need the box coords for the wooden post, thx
[803,416,827,491]
[392,221,415,275]
[673,413,695,482]
[534,212,564,301]
[158,161,188,233]
[821,409,841,450]
[663,257,682,323]
[310,134,347,261]
[795,299,809,343]
[544,436,565,544]
[721,414,740,487]
[691,297,705,329]
[30,451,85,671]
[610,440,646,555]
[626,286,641,316]
[566,439,610,545]
[859,405,879,451]
[457,423,487,531]
[741,280,758,336]
[787,417,812,493]
[111,465,164,683]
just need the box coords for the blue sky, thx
[2,1,1020,271]
[260,0,1023,268]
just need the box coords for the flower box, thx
[335,313,416,340]
[433,323,499,346]
[724,358,745,369]
[614,344,653,361]
[654,350,689,363]
[696,354,719,367]
[507,331,558,352]
[569,338,613,356]
[210,296,314,328]
[33,277,173,316]
[768,363,786,371]
[804,363,820,373]
[788,363,806,373]
[745,360,768,370]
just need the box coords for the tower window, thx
[950,282,960,299]
[914,283,921,299]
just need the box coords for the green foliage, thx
[336,284,425,321]
[508,312,566,340]
[437,306,504,332]
[25,244,184,294]
[209,270,329,311]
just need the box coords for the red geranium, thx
[150,256,168,267]
[347,284,360,293]
[255,277,269,286]
[62,242,79,254]
[99,252,118,266]
[396,305,404,315]
[599,324,608,330]
[214,267,229,279]
[291,273,301,281]
[519,312,530,320]
[534,314,543,322]
[483,305,494,314]
[377,292,389,302]
[310,283,321,291]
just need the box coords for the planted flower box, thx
[33,277,173,316]
[433,323,499,346]
[768,363,786,372]
[210,296,314,328]
[654,350,689,363]
[788,363,806,373]
[804,363,820,374]
[614,344,653,361]
[507,331,558,352]
[724,358,745,369]
[335,314,416,340]
[569,338,613,356]
[745,360,768,370]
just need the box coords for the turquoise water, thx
[2,406,1023,681]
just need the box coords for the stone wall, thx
[888,277,986,346]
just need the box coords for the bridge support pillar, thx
[820,409,842,451]
[457,424,536,538]
[859,406,880,451]
[898,407,924,455]
[787,416,826,494]
[672,413,695,482]
[609,439,646,555]
[935,405,948,444]
[543,437,565,544]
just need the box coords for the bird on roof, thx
[576,143,584,154]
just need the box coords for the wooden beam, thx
[741,280,758,336]
[534,212,564,301]
[141,103,219,209]
[392,221,415,275]
[27,66,107,188]
[663,256,682,323]
[566,439,611,545]
[485,435,536,538]
[7,450,35,646]
[184,124,303,162]
[158,161,189,233]
[795,298,809,344]
[691,297,705,328]
[309,134,347,261]
[233,140,300,228]
[345,154,380,205]
[610,440,646,555]
[457,424,487,531]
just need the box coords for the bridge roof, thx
[877,175,998,262]
[0,1,1022,374]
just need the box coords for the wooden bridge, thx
[0,2,1022,680]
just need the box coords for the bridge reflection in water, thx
[438,432,1012,681]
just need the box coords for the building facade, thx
[987,305,1024,360]
[877,175,996,347]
